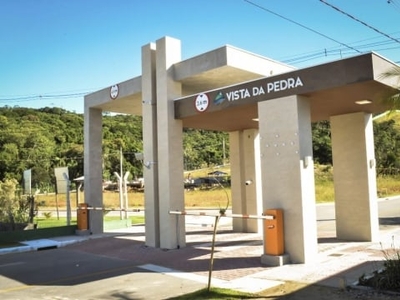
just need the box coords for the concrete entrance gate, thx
[84,36,398,264]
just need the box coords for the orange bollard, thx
[77,203,89,230]
[264,209,284,256]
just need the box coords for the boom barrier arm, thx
[168,210,274,220]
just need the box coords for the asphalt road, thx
[377,196,400,217]
[0,197,399,300]
[0,247,204,300]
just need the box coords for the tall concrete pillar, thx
[156,37,185,249]
[230,129,262,233]
[83,106,103,234]
[142,42,160,247]
[330,112,379,242]
[258,95,317,264]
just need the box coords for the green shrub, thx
[0,179,36,230]
[379,238,400,291]
[42,212,52,219]
[359,237,400,292]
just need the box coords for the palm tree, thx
[380,65,400,111]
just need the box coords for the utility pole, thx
[115,148,130,220]
[120,147,123,182]
[115,147,124,220]
[222,138,226,166]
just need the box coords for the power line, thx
[0,91,91,104]
[280,32,400,64]
[320,0,400,45]
[243,0,361,53]
[1,1,399,102]
[243,0,400,65]
[387,0,400,13]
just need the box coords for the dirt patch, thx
[257,281,398,299]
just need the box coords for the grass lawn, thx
[35,215,145,229]
[0,241,25,249]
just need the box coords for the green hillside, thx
[0,106,399,191]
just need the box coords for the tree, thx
[183,129,229,170]
[312,121,332,165]
[374,119,400,173]
[380,65,400,111]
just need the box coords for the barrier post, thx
[261,209,289,266]
[264,209,284,255]
[77,203,89,230]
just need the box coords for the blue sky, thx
[1,0,400,113]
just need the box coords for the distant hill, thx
[0,106,399,191]
[0,107,228,191]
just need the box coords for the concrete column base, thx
[261,254,290,267]
[75,229,90,236]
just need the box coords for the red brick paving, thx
[66,228,269,281]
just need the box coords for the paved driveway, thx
[1,197,399,299]
[0,243,205,300]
